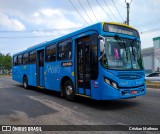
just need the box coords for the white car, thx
[145,72,160,82]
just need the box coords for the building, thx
[142,36,160,74]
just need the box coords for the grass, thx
[0,74,12,78]
[146,81,160,89]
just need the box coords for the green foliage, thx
[0,52,12,71]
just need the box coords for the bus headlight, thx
[104,77,119,90]
[112,82,118,89]
[104,78,110,85]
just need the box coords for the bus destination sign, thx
[103,24,139,38]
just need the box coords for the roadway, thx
[0,76,160,133]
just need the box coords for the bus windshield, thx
[101,36,144,70]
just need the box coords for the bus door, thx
[37,49,44,87]
[76,34,98,96]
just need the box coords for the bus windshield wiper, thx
[130,38,137,61]
[114,35,128,61]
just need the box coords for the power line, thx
[137,21,160,29]
[78,0,94,24]
[104,0,119,22]
[130,0,133,5]
[134,18,160,28]
[111,0,124,21]
[135,20,158,27]
[141,27,160,34]
[113,1,126,8]
[95,0,114,21]
[0,34,65,39]
[0,27,83,33]
[87,0,99,22]
[68,0,89,24]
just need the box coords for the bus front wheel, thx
[63,80,75,101]
[23,76,29,89]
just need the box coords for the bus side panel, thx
[45,62,60,91]
[40,67,44,87]
[44,62,74,91]
[12,66,24,84]
[28,64,37,86]
[60,64,75,84]
[18,66,24,83]
[22,65,30,83]
[12,66,19,82]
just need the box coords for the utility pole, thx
[125,0,132,25]
[126,2,130,25]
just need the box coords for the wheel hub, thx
[24,81,27,88]
[66,86,73,96]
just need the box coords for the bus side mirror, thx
[98,35,106,60]
[99,35,105,52]
[100,40,105,52]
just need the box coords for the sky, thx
[0,0,160,55]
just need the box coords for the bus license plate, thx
[131,90,137,94]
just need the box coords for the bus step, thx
[76,94,91,98]
[37,86,45,89]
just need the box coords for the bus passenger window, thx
[58,39,72,60]
[13,56,18,66]
[17,55,22,65]
[29,51,36,64]
[50,44,56,61]
[46,44,56,62]
[46,46,51,62]
[23,53,29,65]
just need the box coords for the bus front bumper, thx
[92,82,146,100]
[119,85,146,99]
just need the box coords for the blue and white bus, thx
[12,22,146,100]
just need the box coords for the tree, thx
[0,52,4,69]
[3,53,12,70]
[0,52,3,64]
[0,52,12,72]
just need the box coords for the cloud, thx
[140,31,160,49]
[0,0,126,29]
[27,8,84,29]
[0,13,26,31]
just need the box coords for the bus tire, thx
[63,80,75,101]
[23,76,29,89]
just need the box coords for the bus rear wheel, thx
[23,76,29,89]
[63,80,75,101]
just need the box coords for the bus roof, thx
[105,22,136,30]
